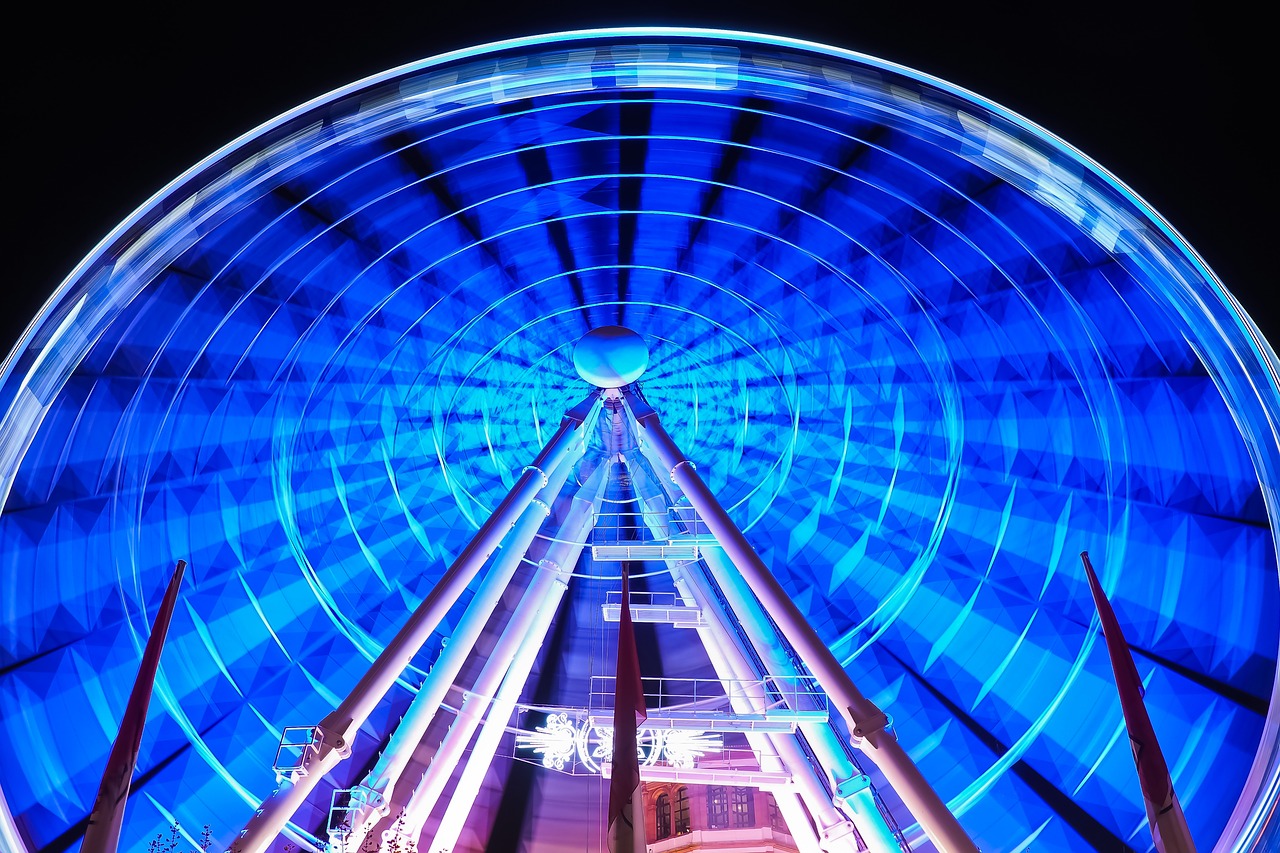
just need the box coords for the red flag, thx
[607,565,648,853]
[82,560,186,853]
[1081,552,1196,853]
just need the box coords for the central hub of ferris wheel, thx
[572,325,650,388]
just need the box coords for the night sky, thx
[0,7,1273,849]
[5,3,1272,357]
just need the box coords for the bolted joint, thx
[366,789,390,816]
[818,818,857,847]
[315,712,356,759]
[522,465,549,488]
[670,458,696,483]
[381,823,419,850]
[850,707,892,741]
[832,773,872,810]
[315,721,353,760]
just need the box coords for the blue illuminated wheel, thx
[0,29,1276,853]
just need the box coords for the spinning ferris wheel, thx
[0,28,1277,853]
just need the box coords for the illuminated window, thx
[656,793,672,840]
[675,787,691,834]
[731,786,754,827]
[708,786,729,828]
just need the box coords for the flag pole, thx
[607,563,648,853]
[1080,551,1197,853]
[82,559,187,853]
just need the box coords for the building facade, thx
[643,782,798,852]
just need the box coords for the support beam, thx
[666,567,831,853]
[623,388,978,853]
[624,452,836,853]
[680,533,901,852]
[402,459,610,852]
[229,393,600,853]
[629,443,899,851]
[335,450,577,847]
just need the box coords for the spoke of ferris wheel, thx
[228,391,602,853]
[408,459,611,853]
[626,440,900,852]
[622,387,979,853]
[336,433,582,849]
[620,448,833,853]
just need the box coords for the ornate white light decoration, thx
[516,714,723,774]
[517,712,577,770]
[588,724,620,769]
[662,730,721,769]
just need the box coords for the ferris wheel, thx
[0,29,1277,853]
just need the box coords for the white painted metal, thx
[604,764,795,788]
[394,456,611,853]
[622,450,839,853]
[837,776,902,853]
[333,450,577,848]
[624,388,978,853]
[228,393,601,853]
[601,601,707,628]
[588,711,824,732]
[592,542,701,561]
[628,422,903,851]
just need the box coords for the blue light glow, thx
[0,29,1277,853]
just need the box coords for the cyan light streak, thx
[0,28,1276,853]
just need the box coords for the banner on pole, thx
[607,565,648,853]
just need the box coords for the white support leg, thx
[229,394,600,853]
[336,449,577,847]
[624,452,832,852]
[692,543,899,853]
[391,459,610,852]
[836,775,902,853]
[630,441,895,851]
[624,389,977,853]
[671,564,830,853]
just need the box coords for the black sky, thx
[5,2,1273,356]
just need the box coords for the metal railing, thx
[591,508,716,545]
[588,674,828,717]
[272,726,324,782]
[603,589,680,607]
[591,510,669,541]
[325,785,374,845]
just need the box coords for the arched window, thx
[708,785,729,828]
[731,787,755,827]
[675,787,691,834]
[656,793,672,840]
